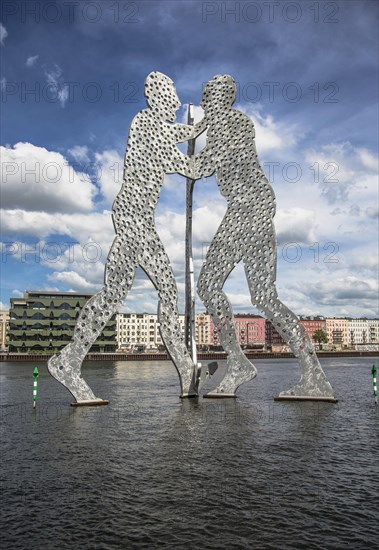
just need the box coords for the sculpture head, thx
[200,75,236,116]
[145,71,181,122]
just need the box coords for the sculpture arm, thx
[174,123,196,143]
[168,149,196,179]
[173,117,208,142]
[194,149,215,180]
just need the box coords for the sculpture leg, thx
[48,237,137,402]
[197,233,257,396]
[139,236,198,397]
[244,251,335,398]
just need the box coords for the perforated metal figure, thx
[48,72,202,402]
[195,75,334,398]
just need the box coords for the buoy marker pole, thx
[372,364,377,405]
[33,367,39,409]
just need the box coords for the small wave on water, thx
[1,358,378,549]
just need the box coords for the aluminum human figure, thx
[48,72,202,402]
[195,75,334,398]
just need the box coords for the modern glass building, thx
[8,291,116,353]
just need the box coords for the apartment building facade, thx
[7,291,116,353]
[0,310,10,351]
[233,314,266,348]
[367,319,379,344]
[325,318,349,349]
[347,318,379,346]
[116,312,185,350]
[196,313,212,347]
[299,317,326,340]
[265,320,287,351]
[9,292,374,353]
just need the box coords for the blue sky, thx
[1,0,378,317]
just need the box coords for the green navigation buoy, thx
[372,365,377,405]
[33,367,39,409]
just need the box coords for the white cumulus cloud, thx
[292,276,379,315]
[43,63,69,108]
[305,142,378,204]
[68,145,91,164]
[1,142,97,213]
[236,103,300,156]
[47,271,101,292]
[356,148,378,172]
[275,208,317,245]
[1,210,114,243]
[26,55,39,67]
[0,23,8,46]
[95,149,124,205]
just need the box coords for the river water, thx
[1,357,378,549]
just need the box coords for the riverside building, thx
[195,313,212,348]
[116,312,185,351]
[347,318,379,347]
[299,317,326,339]
[265,320,287,352]
[197,313,266,349]
[233,314,265,349]
[7,291,117,353]
[0,310,9,351]
[325,318,349,349]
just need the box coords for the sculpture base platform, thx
[180,393,198,399]
[71,399,109,407]
[203,393,236,399]
[274,396,338,403]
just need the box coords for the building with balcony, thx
[347,318,379,347]
[233,314,265,348]
[195,313,212,348]
[265,320,287,351]
[116,312,185,350]
[7,291,116,353]
[204,313,266,349]
[367,319,379,345]
[0,310,9,351]
[325,318,349,349]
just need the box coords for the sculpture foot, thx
[278,366,335,399]
[197,361,218,391]
[180,392,198,399]
[278,335,335,399]
[48,351,102,403]
[206,354,257,396]
[274,395,338,402]
[278,380,335,399]
[71,399,109,407]
[203,392,236,398]
[179,367,199,398]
